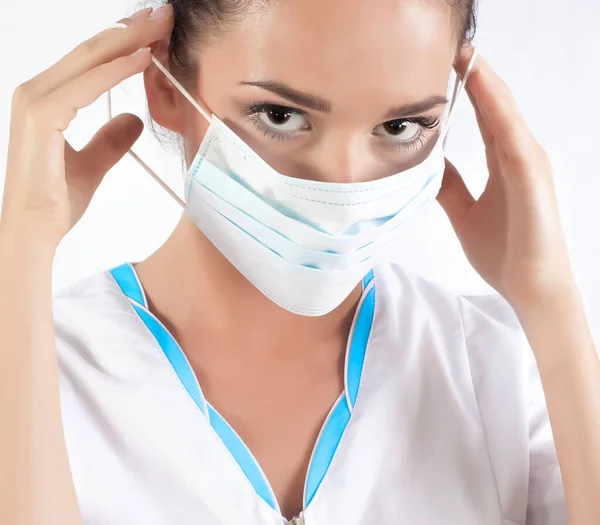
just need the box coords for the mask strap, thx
[107,85,188,208]
[105,21,213,209]
[441,47,479,148]
[149,54,213,124]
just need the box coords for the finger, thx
[464,83,504,176]
[38,48,153,132]
[437,158,476,232]
[66,113,144,196]
[464,83,494,147]
[23,5,173,99]
[456,46,497,148]
[458,47,538,159]
[454,43,477,82]
[453,47,505,181]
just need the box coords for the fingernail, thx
[107,22,128,30]
[132,47,151,57]
[149,4,172,20]
[131,7,153,20]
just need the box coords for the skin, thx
[140,1,456,516]
[0,1,598,524]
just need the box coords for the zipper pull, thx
[286,515,304,525]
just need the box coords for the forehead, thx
[199,0,457,109]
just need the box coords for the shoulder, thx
[53,268,140,350]
[373,261,536,405]
[53,267,132,320]
[371,267,567,524]
[53,267,160,390]
[373,261,523,337]
[374,261,527,351]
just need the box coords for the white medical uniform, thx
[54,261,567,525]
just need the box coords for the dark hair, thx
[148,0,478,88]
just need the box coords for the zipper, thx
[285,513,304,525]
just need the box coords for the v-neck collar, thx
[110,263,377,518]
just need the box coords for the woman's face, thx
[171,0,458,183]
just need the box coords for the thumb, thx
[437,158,476,232]
[67,113,144,194]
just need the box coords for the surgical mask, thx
[107,30,478,316]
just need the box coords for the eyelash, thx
[244,103,441,151]
[245,102,306,141]
[385,115,441,152]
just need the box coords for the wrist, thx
[510,279,581,315]
[505,264,579,313]
[0,223,58,265]
[512,281,589,340]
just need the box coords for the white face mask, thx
[108,33,478,316]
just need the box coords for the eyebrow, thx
[240,80,332,113]
[240,80,448,119]
[384,96,449,120]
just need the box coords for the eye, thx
[373,116,440,151]
[246,103,310,139]
[377,120,421,142]
[259,106,308,132]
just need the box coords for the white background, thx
[1,0,599,344]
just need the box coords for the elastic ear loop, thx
[105,22,213,209]
[441,48,479,149]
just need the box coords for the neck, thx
[135,215,362,346]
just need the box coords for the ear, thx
[144,38,186,134]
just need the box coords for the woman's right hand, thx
[0,4,174,249]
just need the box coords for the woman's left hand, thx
[439,48,600,525]
[437,44,575,310]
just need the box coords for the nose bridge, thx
[307,128,372,184]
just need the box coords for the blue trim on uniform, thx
[362,269,375,289]
[346,283,376,407]
[110,263,377,514]
[303,275,377,506]
[110,264,146,307]
[304,395,351,507]
[207,405,279,511]
[132,305,207,417]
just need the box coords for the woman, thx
[1,0,598,524]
